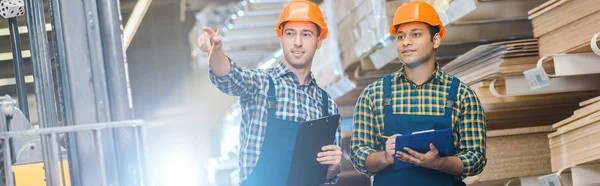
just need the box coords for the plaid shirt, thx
[350,63,487,179]
[210,60,341,184]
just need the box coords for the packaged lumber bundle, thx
[474,126,554,182]
[471,81,600,130]
[528,0,600,57]
[332,0,388,69]
[442,39,553,85]
[548,95,600,172]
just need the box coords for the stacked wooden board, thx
[528,0,600,57]
[473,126,554,182]
[463,83,600,184]
[441,39,553,86]
[445,38,600,182]
[548,95,600,172]
[471,81,600,130]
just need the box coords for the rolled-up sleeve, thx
[209,58,263,97]
[455,87,487,178]
[350,85,381,176]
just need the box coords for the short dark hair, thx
[280,21,321,38]
[394,23,440,42]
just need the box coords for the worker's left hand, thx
[317,145,342,168]
[396,143,443,170]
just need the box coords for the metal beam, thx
[97,0,143,184]
[52,0,122,184]
[4,18,27,118]
[23,0,60,185]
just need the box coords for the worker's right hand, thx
[197,27,222,55]
[385,134,402,165]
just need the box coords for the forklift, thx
[0,0,149,185]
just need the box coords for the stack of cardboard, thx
[441,39,552,86]
[332,0,388,70]
[548,95,600,172]
[528,0,600,57]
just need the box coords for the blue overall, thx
[241,76,331,186]
[373,75,466,186]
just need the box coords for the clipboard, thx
[287,114,340,186]
[394,127,455,170]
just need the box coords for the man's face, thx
[395,22,441,67]
[280,21,322,69]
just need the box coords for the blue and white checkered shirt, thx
[209,60,341,184]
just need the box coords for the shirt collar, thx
[393,62,445,85]
[273,61,317,86]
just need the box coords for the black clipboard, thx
[287,114,340,186]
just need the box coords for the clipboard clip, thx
[411,129,435,135]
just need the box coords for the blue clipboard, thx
[394,128,455,170]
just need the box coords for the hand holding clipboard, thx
[383,128,455,170]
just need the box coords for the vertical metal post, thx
[93,130,108,186]
[133,126,147,185]
[7,17,29,120]
[59,138,68,186]
[48,133,61,186]
[2,138,14,186]
[47,0,83,184]
[25,0,62,179]
[40,135,53,186]
[52,0,121,184]
[96,0,140,184]
[25,0,59,129]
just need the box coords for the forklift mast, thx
[0,0,148,185]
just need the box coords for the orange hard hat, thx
[275,0,328,39]
[389,1,445,39]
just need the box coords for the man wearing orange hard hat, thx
[350,1,487,186]
[198,0,342,185]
